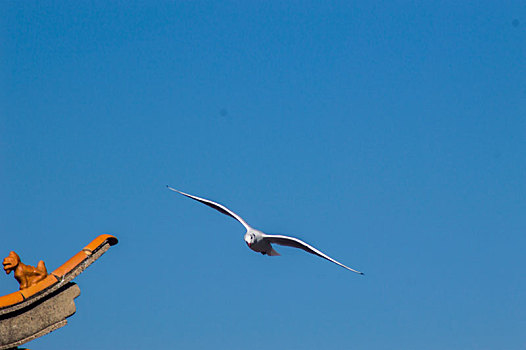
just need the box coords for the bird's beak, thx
[247,242,251,247]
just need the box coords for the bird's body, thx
[244,229,280,256]
[167,186,363,275]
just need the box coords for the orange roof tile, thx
[0,291,24,308]
[83,234,118,253]
[20,275,58,299]
[51,251,89,278]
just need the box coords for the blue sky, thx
[1,1,525,349]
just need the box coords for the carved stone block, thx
[0,283,80,350]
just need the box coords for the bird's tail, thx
[268,247,280,256]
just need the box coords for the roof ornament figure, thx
[3,251,48,290]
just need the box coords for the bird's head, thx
[244,232,256,248]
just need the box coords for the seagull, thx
[167,186,364,275]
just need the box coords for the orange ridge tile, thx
[83,234,118,253]
[20,275,58,299]
[0,291,24,308]
[51,251,89,278]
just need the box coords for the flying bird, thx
[167,186,363,275]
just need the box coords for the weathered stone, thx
[0,283,80,350]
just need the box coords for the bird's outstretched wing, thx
[263,234,364,275]
[167,186,251,231]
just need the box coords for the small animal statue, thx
[3,251,48,290]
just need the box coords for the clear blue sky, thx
[1,1,525,349]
